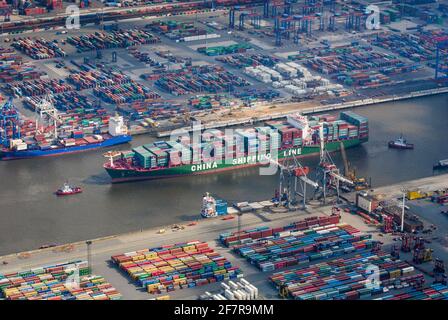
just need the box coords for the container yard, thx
[1,173,448,301]
[0,0,448,307]
[67,29,160,52]
[0,260,121,300]
[0,0,443,133]
[269,251,424,300]
[155,65,250,96]
[111,241,242,294]
[12,38,66,60]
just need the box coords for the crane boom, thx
[328,171,354,185]
[299,176,319,189]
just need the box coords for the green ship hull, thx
[105,138,367,183]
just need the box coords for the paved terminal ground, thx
[2,3,448,300]
[1,5,445,132]
[1,174,447,300]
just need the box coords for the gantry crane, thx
[0,98,21,147]
[35,95,62,140]
[271,155,319,210]
[339,141,370,191]
[434,36,448,81]
[316,124,354,204]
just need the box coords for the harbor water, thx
[0,94,447,255]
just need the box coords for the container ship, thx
[104,111,368,182]
[0,99,131,160]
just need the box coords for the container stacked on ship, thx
[104,111,369,182]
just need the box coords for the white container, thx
[224,289,235,300]
[233,290,243,300]
[228,281,239,290]
[240,279,250,286]
[244,285,255,299]
[16,143,28,151]
[248,284,259,299]
[272,81,284,88]
[237,289,247,300]
[221,282,230,291]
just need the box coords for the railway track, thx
[0,0,264,34]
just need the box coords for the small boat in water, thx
[56,183,82,196]
[434,159,448,170]
[388,135,414,149]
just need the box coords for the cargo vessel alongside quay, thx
[0,99,131,160]
[105,111,369,182]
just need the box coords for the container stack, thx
[269,252,423,300]
[166,141,192,165]
[12,38,66,60]
[67,29,160,52]
[144,145,168,167]
[133,146,155,169]
[111,241,242,294]
[68,68,130,90]
[236,129,258,156]
[371,32,436,62]
[147,20,218,42]
[188,95,229,110]
[23,94,109,133]
[233,89,280,102]
[219,215,341,247]
[7,79,74,97]
[199,278,259,300]
[341,111,368,140]
[0,261,121,300]
[232,222,375,272]
[197,43,252,56]
[93,82,160,104]
[0,48,44,83]
[375,284,448,300]
[117,101,186,122]
[155,65,250,96]
[217,53,279,69]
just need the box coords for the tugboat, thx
[434,159,448,170]
[388,135,414,149]
[56,183,82,196]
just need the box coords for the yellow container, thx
[132,255,146,262]
[407,191,424,200]
[145,252,158,259]
[156,295,170,300]
[214,269,226,275]
[147,283,160,293]
[389,269,401,279]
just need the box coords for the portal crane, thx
[271,156,319,210]
[316,124,353,204]
[339,141,370,191]
[35,95,62,140]
[434,36,448,81]
[0,98,21,147]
